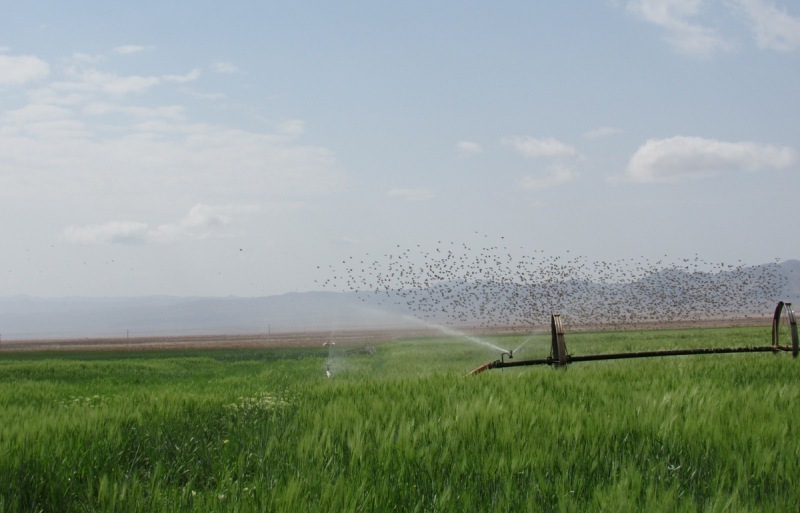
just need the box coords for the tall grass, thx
[0,327,797,512]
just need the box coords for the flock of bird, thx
[317,236,786,330]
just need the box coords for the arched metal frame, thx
[772,301,798,358]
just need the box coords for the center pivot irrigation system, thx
[469,301,798,375]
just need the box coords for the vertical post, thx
[787,303,799,359]
[771,301,784,350]
[551,313,569,367]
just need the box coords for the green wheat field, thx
[1,327,798,512]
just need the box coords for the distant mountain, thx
[780,259,800,298]
[0,292,411,340]
[1,260,798,340]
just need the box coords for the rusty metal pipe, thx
[489,357,552,369]
[481,345,796,371]
[567,345,792,363]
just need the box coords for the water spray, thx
[324,339,335,378]
[401,315,510,354]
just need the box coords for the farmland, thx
[0,326,798,512]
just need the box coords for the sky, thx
[1,0,799,298]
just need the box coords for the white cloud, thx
[149,204,260,242]
[63,204,260,245]
[0,118,341,200]
[4,103,72,124]
[624,135,796,183]
[278,119,305,137]
[211,61,240,74]
[504,136,579,192]
[583,126,623,140]
[63,221,150,245]
[735,0,800,51]
[81,102,185,120]
[71,52,105,64]
[0,54,50,85]
[503,136,576,158]
[177,88,227,101]
[2,103,88,139]
[386,188,435,202]
[626,0,734,57]
[0,57,342,202]
[519,165,576,191]
[164,68,202,83]
[56,67,161,96]
[456,140,484,156]
[113,45,154,55]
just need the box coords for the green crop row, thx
[0,326,797,512]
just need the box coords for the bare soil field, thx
[0,316,772,353]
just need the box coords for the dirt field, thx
[0,316,773,353]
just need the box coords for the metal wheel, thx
[550,313,568,367]
[772,301,799,358]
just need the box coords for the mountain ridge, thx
[1,260,798,340]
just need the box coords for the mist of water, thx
[401,315,509,354]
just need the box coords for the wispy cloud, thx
[735,0,800,51]
[503,135,579,192]
[623,135,796,183]
[0,53,50,85]
[70,52,105,65]
[40,56,195,98]
[456,140,484,157]
[113,45,155,55]
[278,119,305,137]
[386,188,435,202]
[63,204,260,245]
[518,165,576,192]
[149,204,259,243]
[81,102,185,120]
[164,68,202,83]
[57,66,161,96]
[503,136,576,158]
[625,0,800,55]
[0,52,343,203]
[211,61,240,74]
[177,88,227,101]
[583,126,623,140]
[626,0,734,57]
[63,221,150,245]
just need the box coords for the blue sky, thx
[1,0,798,297]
